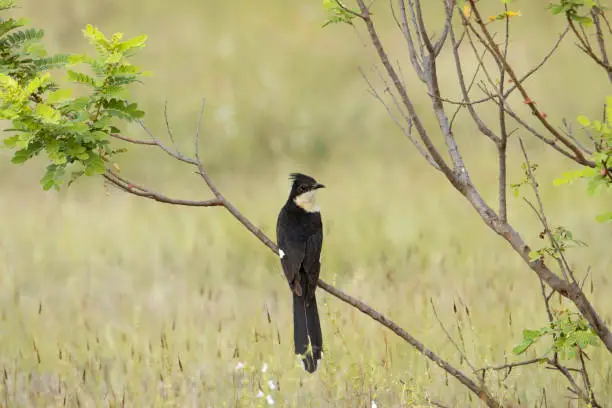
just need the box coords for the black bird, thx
[276,173,325,373]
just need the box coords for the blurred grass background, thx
[0,0,611,406]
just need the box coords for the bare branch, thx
[477,357,546,380]
[432,0,452,56]
[578,350,598,407]
[568,16,612,82]
[163,100,176,145]
[109,133,156,145]
[448,13,500,144]
[549,358,601,407]
[415,2,469,175]
[497,4,511,223]
[561,119,593,155]
[412,0,433,53]
[138,121,199,166]
[355,0,457,182]
[468,0,593,167]
[194,98,206,165]
[103,169,223,207]
[353,0,612,355]
[360,68,439,169]
[427,26,569,109]
[486,94,581,163]
[318,278,501,407]
[393,0,424,80]
[591,7,612,83]
[477,356,601,406]
[404,0,426,61]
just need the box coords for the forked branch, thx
[352,0,612,356]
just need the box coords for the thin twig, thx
[497,3,511,223]
[568,17,612,79]
[448,3,500,143]
[468,0,593,167]
[103,170,223,207]
[109,133,156,145]
[591,7,612,83]
[519,139,580,284]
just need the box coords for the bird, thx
[276,172,325,373]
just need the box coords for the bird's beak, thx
[313,183,325,190]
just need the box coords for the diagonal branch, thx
[106,102,500,407]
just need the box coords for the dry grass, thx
[0,0,611,406]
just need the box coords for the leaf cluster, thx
[322,0,358,28]
[554,96,612,222]
[548,0,603,26]
[528,226,587,262]
[513,309,598,360]
[0,2,149,190]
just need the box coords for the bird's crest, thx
[289,172,316,184]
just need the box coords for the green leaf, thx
[595,212,612,223]
[523,329,542,341]
[118,34,147,51]
[34,103,60,123]
[67,53,95,66]
[528,251,542,261]
[587,176,605,196]
[512,339,533,355]
[47,87,72,104]
[577,115,590,127]
[67,70,97,88]
[3,135,20,147]
[84,154,106,176]
[105,52,122,64]
[11,148,29,164]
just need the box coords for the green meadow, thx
[0,0,610,406]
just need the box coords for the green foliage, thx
[548,0,599,26]
[510,160,538,197]
[513,309,599,359]
[554,96,612,222]
[0,2,149,190]
[321,0,358,28]
[528,226,587,262]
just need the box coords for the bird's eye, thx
[298,184,308,192]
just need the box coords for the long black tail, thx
[293,293,322,373]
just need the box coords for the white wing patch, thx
[279,249,286,259]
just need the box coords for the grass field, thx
[0,0,611,406]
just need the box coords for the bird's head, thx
[288,173,325,213]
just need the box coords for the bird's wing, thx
[279,240,305,290]
[302,217,323,300]
[277,212,305,291]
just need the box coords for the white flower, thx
[235,362,245,370]
[268,379,276,390]
[256,390,265,398]
[261,362,268,373]
[371,401,378,408]
[266,395,275,405]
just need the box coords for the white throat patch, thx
[294,190,320,213]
